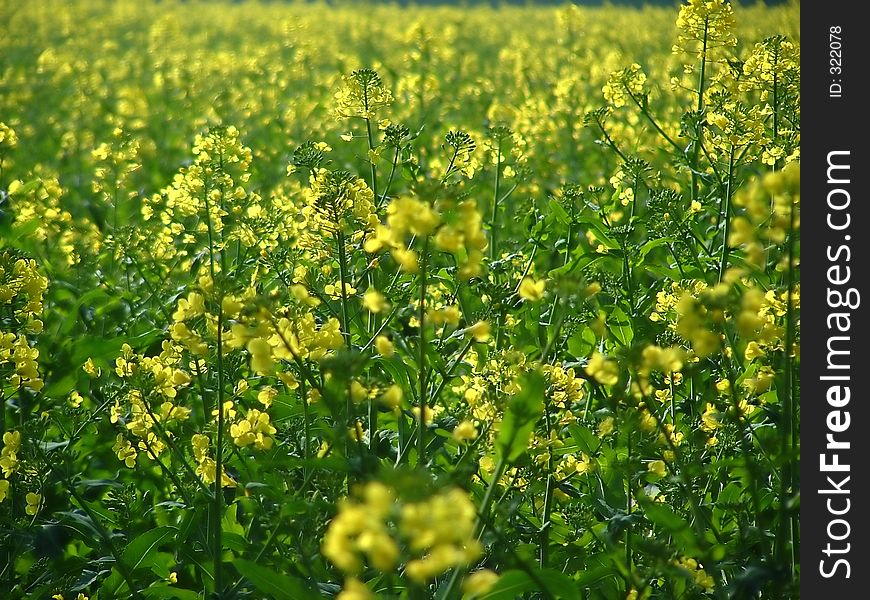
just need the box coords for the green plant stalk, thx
[690,20,710,206]
[301,374,310,488]
[776,184,798,578]
[626,90,683,154]
[138,400,206,500]
[362,87,378,200]
[202,172,226,595]
[717,145,736,282]
[625,429,633,588]
[440,453,508,599]
[378,145,401,207]
[37,444,145,600]
[634,373,728,595]
[539,397,555,568]
[417,238,429,466]
[490,137,502,262]
[336,227,353,348]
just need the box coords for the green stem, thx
[717,145,735,283]
[37,446,145,600]
[777,180,798,577]
[691,20,709,206]
[490,138,502,262]
[625,429,633,586]
[441,454,508,599]
[417,239,429,466]
[301,375,310,489]
[201,171,225,595]
[336,227,352,347]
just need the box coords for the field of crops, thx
[0,1,800,598]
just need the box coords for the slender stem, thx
[378,145,400,207]
[626,90,683,154]
[336,227,352,347]
[691,20,709,206]
[625,429,633,585]
[300,375,310,489]
[490,138,502,262]
[417,239,429,466]
[539,398,555,568]
[36,445,145,600]
[777,182,798,577]
[717,145,736,282]
[202,170,225,595]
[441,454,508,599]
[363,101,378,200]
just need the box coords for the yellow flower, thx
[362,288,389,314]
[374,335,394,357]
[112,434,138,468]
[257,386,277,408]
[452,420,478,442]
[2,431,21,454]
[26,492,41,516]
[0,479,9,503]
[597,416,615,437]
[68,391,84,408]
[463,570,500,597]
[701,403,720,432]
[379,385,403,410]
[744,341,764,361]
[337,578,372,600]
[467,321,491,342]
[518,277,545,301]
[648,460,667,477]
[585,352,619,386]
[350,380,369,404]
[247,337,274,375]
[83,358,101,378]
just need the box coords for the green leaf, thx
[567,326,597,358]
[635,237,673,265]
[123,527,178,572]
[548,199,570,225]
[101,527,178,598]
[477,570,536,599]
[568,424,601,455]
[8,179,42,196]
[607,305,633,346]
[642,501,701,555]
[141,585,202,600]
[478,569,580,600]
[234,559,320,600]
[538,569,581,600]
[496,372,545,463]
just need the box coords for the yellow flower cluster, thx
[0,252,47,392]
[400,487,481,582]
[730,162,800,269]
[585,351,619,386]
[675,556,715,591]
[0,122,18,150]
[323,482,481,583]
[110,342,193,463]
[191,434,235,487]
[602,63,647,109]
[541,363,585,413]
[0,431,22,502]
[141,126,253,266]
[300,168,378,254]
[673,0,737,58]
[229,408,277,451]
[365,195,487,279]
[334,69,394,120]
[323,482,401,573]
